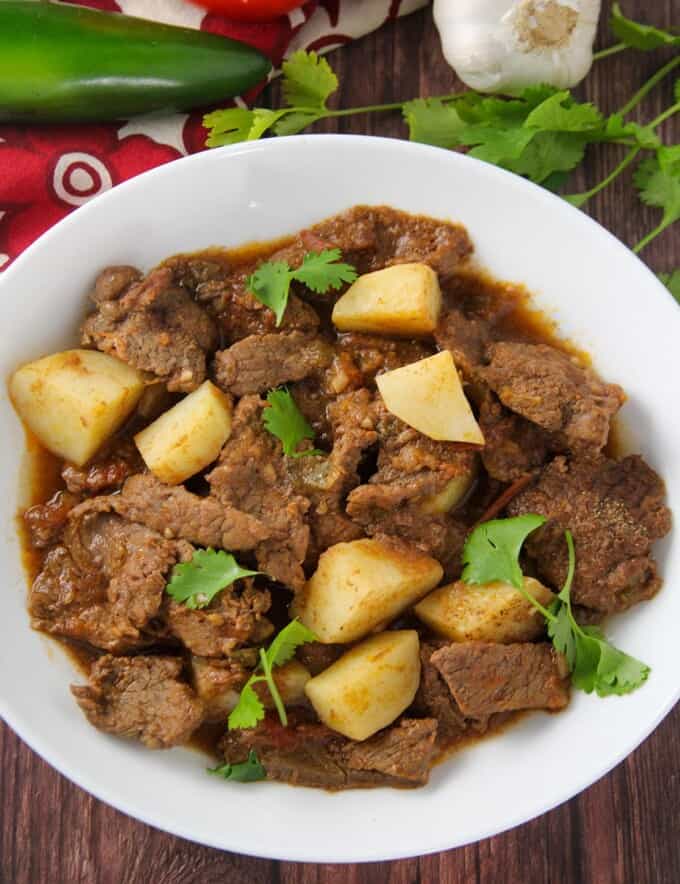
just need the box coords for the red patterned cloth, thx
[0,0,427,269]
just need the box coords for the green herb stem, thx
[592,42,628,61]
[648,100,680,130]
[565,145,641,206]
[633,217,674,253]
[259,647,287,726]
[617,55,680,117]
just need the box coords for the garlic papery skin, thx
[433,0,601,93]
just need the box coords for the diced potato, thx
[332,263,442,336]
[254,660,311,709]
[134,380,231,485]
[422,470,476,514]
[304,630,420,740]
[9,349,144,466]
[376,351,484,445]
[191,657,311,722]
[414,577,554,643]
[292,538,443,644]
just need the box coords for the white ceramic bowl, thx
[0,135,677,863]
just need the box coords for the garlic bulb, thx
[433,0,601,93]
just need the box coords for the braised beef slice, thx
[431,642,570,718]
[163,578,272,657]
[71,655,203,748]
[413,641,484,745]
[295,642,343,676]
[207,395,310,590]
[213,332,333,397]
[483,343,625,453]
[220,714,438,789]
[24,490,80,548]
[62,437,144,496]
[508,454,671,612]
[29,501,184,652]
[114,473,270,550]
[478,393,550,482]
[81,266,218,392]
[346,401,476,560]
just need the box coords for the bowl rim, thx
[0,133,678,862]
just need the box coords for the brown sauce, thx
[16,232,622,764]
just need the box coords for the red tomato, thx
[189,0,303,21]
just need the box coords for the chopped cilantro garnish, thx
[166,548,258,610]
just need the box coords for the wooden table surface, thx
[1,2,678,882]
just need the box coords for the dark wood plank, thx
[2,1,678,882]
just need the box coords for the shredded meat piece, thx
[71,655,204,748]
[483,342,625,453]
[61,437,143,496]
[478,393,550,482]
[82,266,218,392]
[508,454,671,612]
[207,396,310,590]
[24,490,80,548]
[163,578,272,657]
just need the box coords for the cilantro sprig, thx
[248,248,357,326]
[208,750,266,782]
[228,619,317,730]
[262,387,323,458]
[204,6,680,257]
[166,548,258,610]
[461,516,650,697]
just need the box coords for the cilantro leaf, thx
[292,249,358,293]
[658,269,680,302]
[208,750,266,782]
[247,249,356,327]
[611,3,680,50]
[166,549,258,610]
[228,619,318,730]
[403,98,466,149]
[633,145,680,251]
[247,260,291,326]
[461,514,546,589]
[262,388,323,458]
[273,110,323,137]
[524,91,603,132]
[265,618,317,669]
[282,50,338,110]
[203,108,259,147]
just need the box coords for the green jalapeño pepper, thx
[0,1,272,122]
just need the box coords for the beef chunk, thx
[508,454,671,612]
[413,641,481,745]
[114,473,270,551]
[207,396,310,590]
[308,205,473,276]
[82,266,218,392]
[478,393,550,482]
[90,265,141,303]
[483,343,625,453]
[435,307,491,380]
[71,655,203,748]
[346,401,476,560]
[431,642,570,718]
[328,334,433,394]
[337,719,438,785]
[24,490,80,548]
[220,714,437,789]
[214,332,333,396]
[295,642,343,676]
[62,437,143,496]
[163,578,272,657]
[29,501,183,652]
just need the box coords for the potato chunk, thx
[9,349,144,466]
[304,630,420,740]
[331,263,442,336]
[422,470,476,514]
[293,539,443,644]
[414,577,554,643]
[135,380,231,485]
[376,351,484,445]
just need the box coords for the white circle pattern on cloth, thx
[52,153,114,207]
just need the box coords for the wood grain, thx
[1,2,678,882]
